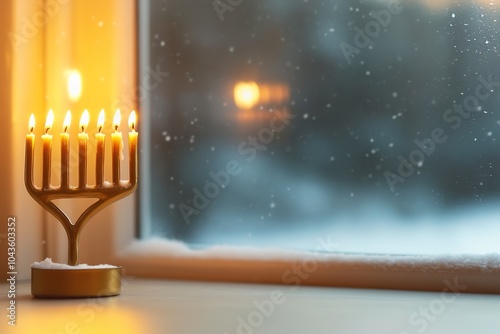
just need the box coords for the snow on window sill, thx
[113,238,500,294]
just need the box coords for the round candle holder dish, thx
[31,266,122,298]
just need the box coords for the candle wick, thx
[115,125,118,131]
[30,127,34,134]
[64,126,68,133]
[45,127,49,134]
[81,125,84,132]
[131,123,135,131]
[98,126,102,133]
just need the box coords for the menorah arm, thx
[25,180,74,238]
[73,187,135,231]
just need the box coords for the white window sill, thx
[6,278,500,333]
[111,239,500,294]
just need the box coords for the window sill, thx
[6,278,500,333]
[111,239,500,294]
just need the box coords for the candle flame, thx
[113,109,121,132]
[63,110,71,133]
[80,109,89,132]
[97,109,105,133]
[28,114,35,133]
[234,81,260,110]
[67,70,82,102]
[128,111,137,131]
[45,109,54,134]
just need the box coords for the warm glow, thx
[97,109,105,132]
[128,110,137,131]
[18,307,147,334]
[80,109,89,132]
[29,114,35,133]
[63,110,71,133]
[234,81,260,109]
[45,109,54,134]
[113,109,121,131]
[67,70,82,101]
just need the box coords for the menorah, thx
[25,109,138,298]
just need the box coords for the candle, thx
[128,111,138,185]
[78,110,89,188]
[96,109,105,187]
[61,110,71,188]
[111,109,123,184]
[42,110,54,190]
[26,114,35,185]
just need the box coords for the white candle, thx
[112,109,122,184]
[61,110,71,188]
[128,111,138,185]
[96,109,105,187]
[78,110,89,188]
[42,110,54,190]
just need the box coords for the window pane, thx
[141,0,500,254]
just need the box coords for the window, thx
[140,0,500,255]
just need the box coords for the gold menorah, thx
[25,109,138,298]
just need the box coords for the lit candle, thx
[61,110,71,188]
[112,110,123,184]
[78,110,89,188]
[128,111,138,185]
[96,109,105,187]
[42,110,54,190]
[26,114,35,185]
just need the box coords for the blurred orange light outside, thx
[234,81,260,109]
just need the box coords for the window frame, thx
[3,0,49,281]
[51,0,500,294]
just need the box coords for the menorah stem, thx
[67,229,80,266]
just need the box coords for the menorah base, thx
[31,267,122,298]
